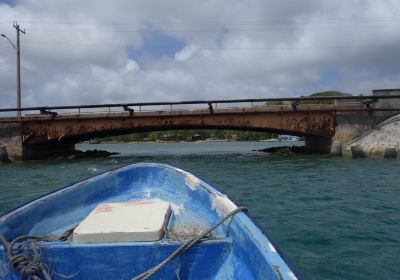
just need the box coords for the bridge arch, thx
[12,109,335,159]
[23,109,335,144]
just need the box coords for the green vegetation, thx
[307,91,350,97]
[300,91,351,104]
[94,130,277,143]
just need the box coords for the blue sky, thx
[128,31,185,64]
[0,0,14,6]
[320,68,341,88]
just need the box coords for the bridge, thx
[1,91,400,160]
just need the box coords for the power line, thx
[2,17,399,53]
[24,40,129,48]
[17,16,400,26]
[23,24,400,33]
[22,40,400,50]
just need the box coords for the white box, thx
[73,200,171,243]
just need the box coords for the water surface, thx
[0,141,399,280]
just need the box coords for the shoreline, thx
[87,139,303,145]
[91,139,241,144]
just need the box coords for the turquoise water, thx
[1,141,399,280]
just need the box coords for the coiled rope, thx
[132,206,247,280]
[0,227,75,280]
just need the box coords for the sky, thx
[0,0,400,108]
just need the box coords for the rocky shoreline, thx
[0,149,120,163]
[62,149,120,160]
[255,145,320,156]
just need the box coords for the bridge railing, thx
[1,94,400,118]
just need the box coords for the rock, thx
[69,149,120,159]
[384,148,397,159]
[273,147,293,156]
[258,145,319,155]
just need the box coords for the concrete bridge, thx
[1,91,400,160]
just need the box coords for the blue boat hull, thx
[0,163,297,279]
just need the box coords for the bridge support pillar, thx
[1,123,75,161]
[304,136,332,154]
[0,123,23,161]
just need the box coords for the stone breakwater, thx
[0,148,119,163]
[63,149,120,160]
[255,145,319,156]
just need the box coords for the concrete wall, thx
[0,123,75,161]
[342,113,400,157]
[0,123,23,161]
[331,90,400,156]
[333,112,389,145]
[373,89,400,110]
[331,112,395,156]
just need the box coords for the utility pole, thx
[13,21,25,118]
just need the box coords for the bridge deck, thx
[1,104,398,124]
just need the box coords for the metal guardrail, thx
[0,94,400,115]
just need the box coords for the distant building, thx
[373,89,400,95]
[373,89,400,109]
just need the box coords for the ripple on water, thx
[0,143,399,280]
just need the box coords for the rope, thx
[0,226,76,280]
[0,208,246,280]
[132,206,247,280]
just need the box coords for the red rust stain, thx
[120,201,153,206]
[94,204,113,214]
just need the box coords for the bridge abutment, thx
[0,123,75,161]
[332,112,396,156]
[330,89,400,157]
[0,123,23,161]
[333,112,387,146]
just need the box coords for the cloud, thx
[0,0,399,109]
[175,45,199,62]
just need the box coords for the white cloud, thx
[125,60,140,72]
[0,0,399,109]
[175,45,198,62]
